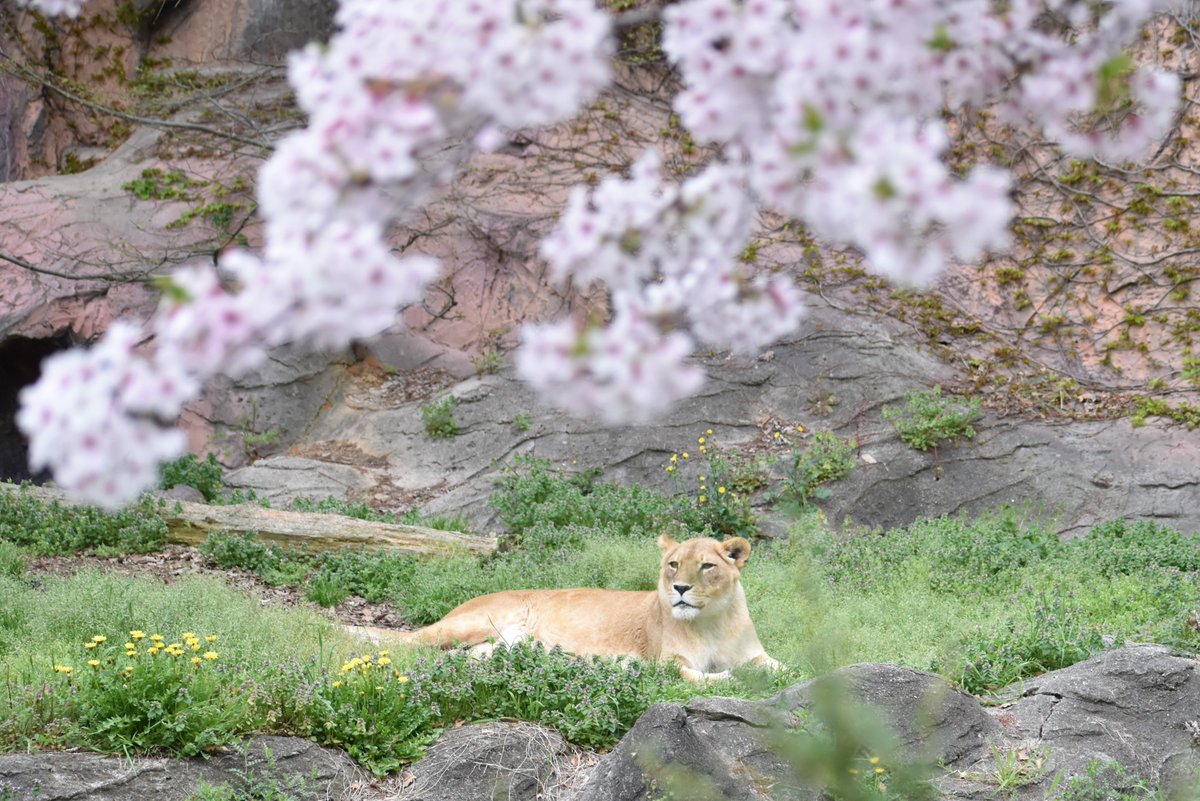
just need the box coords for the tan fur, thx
[374,534,780,682]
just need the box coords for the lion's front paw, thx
[679,666,733,683]
[755,654,784,672]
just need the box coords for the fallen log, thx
[2,483,497,557]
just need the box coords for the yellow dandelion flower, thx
[699,475,706,481]
[125,650,137,658]
[869,757,880,765]
[84,642,97,650]
[130,630,146,640]
[191,657,202,666]
[192,643,202,651]
[699,495,707,503]
[378,657,392,666]
[698,437,706,444]
[147,647,161,656]
[796,425,805,433]
[181,631,196,639]
[203,651,219,660]
[718,486,726,494]
[52,665,72,674]
[123,642,135,650]
[699,445,707,454]
[91,635,107,643]
[670,454,678,463]
[666,465,675,473]
[379,650,389,657]
[398,675,409,683]
[332,681,343,688]
[87,659,101,668]
[875,767,885,775]
[150,634,164,643]
[205,635,218,643]
[123,666,134,675]
[773,431,782,440]
[682,452,689,459]
[706,428,713,435]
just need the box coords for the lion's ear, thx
[722,537,751,568]
[658,533,678,550]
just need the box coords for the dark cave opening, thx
[0,334,72,483]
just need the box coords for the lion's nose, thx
[673,583,691,596]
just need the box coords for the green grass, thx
[1,453,1198,780]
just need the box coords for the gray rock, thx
[579,648,1200,801]
[1001,645,1200,797]
[232,297,1200,538]
[0,735,367,801]
[579,664,993,801]
[392,721,570,801]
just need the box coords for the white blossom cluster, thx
[663,0,1180,284]
[15,0,1185,506]
[527,152,803,420]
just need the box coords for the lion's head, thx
[657,533,751,622]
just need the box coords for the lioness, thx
[383,533,780,682]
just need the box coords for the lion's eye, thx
[700,562,715,571]
[668,561,679,570]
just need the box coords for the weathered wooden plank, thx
[2,483,496,557]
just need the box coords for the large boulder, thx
[0,735,367,800]
[577,647,1200,801]
[393,721,572,801]
[578,664,998,801]
[227,295,1200,539]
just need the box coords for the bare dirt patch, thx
[24,545,409,631]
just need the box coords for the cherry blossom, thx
[13,0,1187,507]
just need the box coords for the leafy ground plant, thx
[420,395,459,439]
[0,483,167,556]
[304,649,437,776]
[882,387,982,451]
[54,630,249,757]
[160,453,226,502]
[772,431,858,508]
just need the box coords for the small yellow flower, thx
[698,437,706,444]
[191,657,202,666]
[150,634,164,643]
[682,452,689,459]
[397,675,409,683]
[147,647,161,656]
[869,757,880,765]
[773,431,782,440]
[699,445,707,454]
[332,681,343,688]
[666,465,675,473]
[203,651,219,661]
[130,630,146,640]
[718,486,726,494]
[123,642,136,650]
[53,665,72,674]
[123,666,133,675]
[706,428,713,435]
[670,454,678,463]
[875,767,885,775]
[699,495,707,503]
[205,635,218,643]
[379,650,389,657]
[125,650,137,658]
[87,659,101,668]
[181,631,196,640]
[91,635,107,643]
[796,424,805,433]
[84,642,97,650]
[378,657,392,666]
